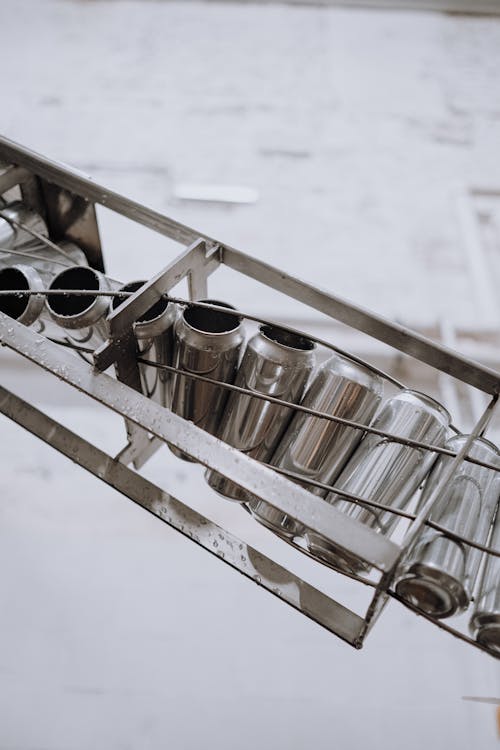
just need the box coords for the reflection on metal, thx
[207,325,316,503]
[397,435,500,619]
[170,300,244,461]
[1,135,500,659]
[250,353,383,539]
[311,390,451,573]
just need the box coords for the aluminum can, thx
[249,353,384,539]
[170,299,244,461]
[0,263,46,326]
[396,435,500,619]
[307,390,451,572]
[0,242,88,335]
[469,499,500,655]
[0,201,47,249]
[205,324,316,502]
[46,265,113,350]
[110,280,177,408]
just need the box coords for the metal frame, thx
[1,135,499,656]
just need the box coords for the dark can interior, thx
[184,299,240,333]
[261,324,315,351]
[0,267,30,319]
[48,267,100,316]
[111,280,170,322]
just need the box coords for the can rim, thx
[397,388,452,424]
[395,564,467,619]
[445,433,500,456]
[183,298,241,335]
[0,263,44,325]
[111,280,172,324]
[259,324,315,352]
[48,266,102,318]
[322,351,384,388]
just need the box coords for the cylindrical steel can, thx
[46,265,112,350]
[0,263,46,326]
[469,499,500,655]
[0,241,88,335]
[0,201,47,249]
[396,435,500,619]
[110,280,177,408]
[307,390,451,572]
[169,299,244,462]
[205,324,316,502]
[248,353,384,539]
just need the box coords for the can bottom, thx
[205,468,249,503]
[248,500,303,540]
[168,443,197,463]
[470,613,500,656]
[476,624,500,656]
[306,532,370,574]
[395,564,468,619]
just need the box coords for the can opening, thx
[184,299,240,333]
[261,324,315,351]
[111,280,170,322]
[0,267,30,319]
[48,267,100,316]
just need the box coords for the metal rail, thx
[0,384,366,647]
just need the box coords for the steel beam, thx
[0,384,365,647]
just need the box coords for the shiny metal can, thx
[0,263,46,326]
[307,390,451,572]
[469,499,500,655]
[170,299,244,461]
[205,324,316,502]
[0,241,88,334]
[249,353,384,539]
[396,435,500,619]
[46,265,113,350]
[0,201,47,249]
[110,280,177,408]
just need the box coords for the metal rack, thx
[0,135,499,658]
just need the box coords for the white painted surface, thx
[0,2,499,748]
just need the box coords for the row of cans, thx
[1,202,499,655]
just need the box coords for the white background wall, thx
[1,1,499,748]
